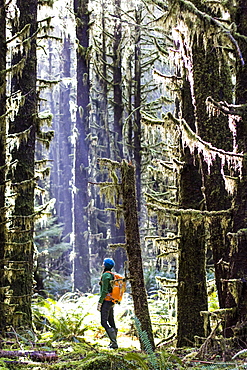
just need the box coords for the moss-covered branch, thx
[206,96,247,117]
[163,0,244,64]
[147,201,232,217]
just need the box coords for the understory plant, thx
[32,292,99,343]
[129,317,183,370]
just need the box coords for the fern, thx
[132,317,159,370]
[32,294,96,343]
[124,352,150,370]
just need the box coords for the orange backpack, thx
[105,271,126,304]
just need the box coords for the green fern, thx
[159,349,183,369]
[133,317,159,370]
[124,352,150,370]
[32,293,95,343]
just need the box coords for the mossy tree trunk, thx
[177,129,208,345]
[176,70,208,346]
[0,0,7,335]
[191,33,233,309]
[89,1,110,266]
[133,5,142,211]
[177,215,208,346]
[113,0,123,162]
[111,0,126,270]
[224,0,247,341]
[73,0,91,292]
[176,1,234,346]
[8,0,38,330]
[121,160,155,350]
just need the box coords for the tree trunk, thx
[177,215,208,346]
[111,0,126,270]
[121,160,155,350]
[177,74,208,346]
[176,8,234,345]
[191,33,233,309]
[133,5,142,212]
[224,0,247,341]
[0,0,7,336]
[7,0,37,330]
[89,0,110,266]
[59,35,73,240]
[177,147,208,346]
[73,0,91,292]
[113,0,123,161]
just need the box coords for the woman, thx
[97,258,118,349]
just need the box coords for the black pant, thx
[101,300,116,330]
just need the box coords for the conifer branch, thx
[167,113,244,167]
[147,201,232,217]
[98,157,121,168]
[108,243,127,249]
[178,0,244,65]
[6,24,31,45]
[206,96,247,117]
[145,235,181,242]
[153,68,182,81]
[151,0,244,64]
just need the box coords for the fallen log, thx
[0,350,58,362]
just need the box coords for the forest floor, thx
[0,338,247,370]
[1,293,247,369]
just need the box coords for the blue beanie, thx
[103,258,115,270]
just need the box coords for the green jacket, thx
[99,271,114,303]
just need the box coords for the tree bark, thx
[177,74,208,347]
[0,0,7,336]
[7,0,37,331]
[58,36,73,240]
[191,33,233,309]
[177,215,208,346]
[133,5,142,212]
[177,147,208,346]
[113,0,123,161]
[73,0,91,292]
[110,0,126,270]
[121,160,155,350]
[223,0,247,341]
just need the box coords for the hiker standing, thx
[97,258,118,349]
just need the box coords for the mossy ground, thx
[0,341,246,370]
[0,294,246,369]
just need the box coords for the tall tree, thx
[98,158,155,350]
[89,0,111,266]
[121,160,155,350]
[73,0,91,292]
[177,77,208,345]
[7,0,38,330]
[58,35,73,240]
[224,0,247,342]
[112,0,123,161]
[133,5,142,210]
[0,0,7,334]
[175,6,233,345]
[151,0,247,346]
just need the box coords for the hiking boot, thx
[106,327,118,349]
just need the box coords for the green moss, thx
[49,354,132,370]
